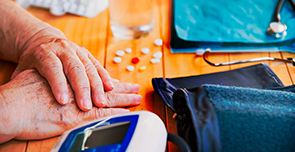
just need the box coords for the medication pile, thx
[112,38,163,72]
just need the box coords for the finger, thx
[88,53,114,91]
[76,51,107,108]
[59,51,92,111]
[11,61,33,79]
[35,51,70,105]
[89,108,130,119]
[104,92,142,107]
[110,82,140,93]
[111,78,120,82]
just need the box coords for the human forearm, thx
[0,0,66,63]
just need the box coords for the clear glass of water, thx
[108,0,154,39]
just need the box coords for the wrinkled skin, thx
[0,0,119,111]
[11,39,114,111]
[0,70,141,143]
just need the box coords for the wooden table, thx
[1,0,295,151]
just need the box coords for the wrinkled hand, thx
[1,69,141,142]
[12,39,114,111]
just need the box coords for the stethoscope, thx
[202,51,295,67]
[267,0,295,38]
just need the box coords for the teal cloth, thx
[175,0,295,43]
[171,0,295,53]
[204,84,295,152]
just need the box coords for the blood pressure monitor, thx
[51,111,167,152]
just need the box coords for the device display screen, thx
[69,122,130,152]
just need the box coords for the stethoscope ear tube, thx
[202,51,295,67]
[288,0,295,10]
[167,133,192,152]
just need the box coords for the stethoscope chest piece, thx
[267,22,287,38]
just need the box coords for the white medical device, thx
[51,111,168,152]
[16,0,108,18]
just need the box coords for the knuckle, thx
[124,84,133,92]
[67,61,85,73]
[84,63,95,73]
[77,86,90,92]
[55,39,71,47]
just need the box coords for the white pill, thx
[150,58,161,63]
[141,47,150,54]
[116,50,125,56]
[113,57,122,63]
[154,39,163,46]
[125,48,132,53]
[126,65,135,71]
[153,51,162,58]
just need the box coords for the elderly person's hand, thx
[0,0,116,111]
[0,69,141,144]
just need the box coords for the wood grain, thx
[0,0,294,152]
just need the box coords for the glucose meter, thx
[51,111,168,152]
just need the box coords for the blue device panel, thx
[58,115,139,152]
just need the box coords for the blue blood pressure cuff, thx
[152,63,295,151]
[172,85,295,152]
[152,63,284,112]
[170,0,295,53]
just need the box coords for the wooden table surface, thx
[1,0,295,151]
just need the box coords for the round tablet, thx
[150,58,161,64]
[154,39,163,46]
[153,51,162,58]
[116,50,125,56]
[139,66,146,72]
[125,48,132,53]
[113,57,122,63]
[132,57,141,64]
[126,65,135,71]
[141,47,150,54]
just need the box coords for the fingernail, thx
[134,95,142,103]
[107,81,114,90]
[99,94,107,106]
[112,78,120,82]
[119,109,130,113]
[132,84,140,92]
[83,99,92,110]
[60,92,69,104]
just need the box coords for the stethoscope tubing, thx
[202,51,294,67]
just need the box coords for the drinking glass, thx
[108,0,154,39]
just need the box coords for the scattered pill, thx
[150,58,161,64]
[132,57,141,64]
[139,66,146,72]
[154,39,163,46]
[113,57,122,63]
[116,50,125,56]
[141,47,150,54]
[153,51,162,58]
[126,65,135,71]
[125,48,132,53]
